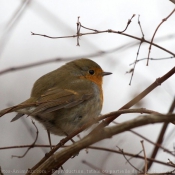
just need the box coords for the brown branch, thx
[129,56,175,66]
[80,24,98,32]
[22,108,159,174]
[31,27,175,58]
[0,144,55,150]
[31,32,77,39]
[26,120,97,175]
[126,15,144,77]
[168,159,175,167]
[116,146,142,173]
[170,0,175,4]
[127,15,144,82]
[147,97,175,170]
[1,29,174,77]
[0,144,174,168]
[141,140,147,174]
[113,121,174,156]
[98,108,161,121]
[12,120,38,158]
[89,146,174,168]
[1,33,174,76]
[126,150,143,162]
[29,114,175,175]
[129,37,144,85]
[32,29,175,57]
[76,16,81,46]
[147,8,175,65]
[138,15,144,38]
[118,14,135,33]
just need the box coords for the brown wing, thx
[1,88,93,121]
[31,87,93,115]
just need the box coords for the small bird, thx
[0,58,111,136]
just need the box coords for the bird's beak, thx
[102,72,112,76]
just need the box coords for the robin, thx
[0,58,112,136]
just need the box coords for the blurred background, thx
[0,0,175,174]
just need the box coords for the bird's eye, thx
[89,70,95,75]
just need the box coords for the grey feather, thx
[11,113,24,122]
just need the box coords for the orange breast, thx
[80,67,104,106]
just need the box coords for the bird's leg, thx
[47,130,52,150]
[62,131,75,143]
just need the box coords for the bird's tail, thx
[0,98,35,118]
[0,105,18,118]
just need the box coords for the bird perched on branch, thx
[0,58,112,137]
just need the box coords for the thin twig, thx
[129,15,144,85]
[147,8,175,66]
[12,120,38,158]
[127,150,143,162]
[146,97,175,170]
[129,38,143,85]
[170,0,175,4]
[31,27,175,57]
[31,32,78,39]
[113,121,175,156]
[98,108,161,121]
[0,144,173,168]
[118,14,135,33]
[80,24,98,32]
[141,140,147,174]
[168,159,175,167]
[76,16,81,46]
[26,128,87,174]
[129,56,175,66]
[89,146,174,168]
[138,15,144,37]
[116,146,142,173]
[1,33,174,76]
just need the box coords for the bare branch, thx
[129,56,175,66]
[141,140,148,174]
[1,144,173,168]
[170,0,175,4]
[31,19,175,57]
[116,146,142,173]
[113,121,174,156]
[147,8,175,65]
[146,97,175,170]
[29,114,175,174]
[12,120,38,158]
[138,15,144,38]
[129,37,144,85]
[118,14,135,33]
